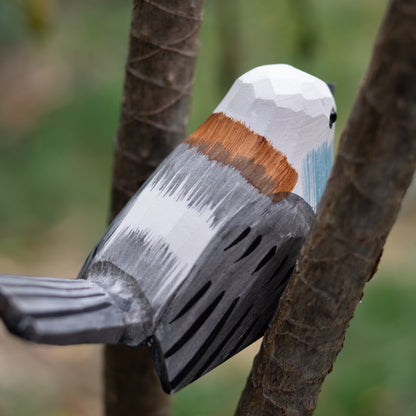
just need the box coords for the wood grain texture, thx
[185,112,298,197]
[235,0,416,414]
[106,0,204,415]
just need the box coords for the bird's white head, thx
[212,64,336,211]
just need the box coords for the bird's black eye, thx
[329,109,337,128]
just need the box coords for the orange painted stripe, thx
[185,112,298,200]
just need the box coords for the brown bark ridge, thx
[235,0,416,415]
[105,1,204,415]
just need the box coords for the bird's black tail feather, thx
[0,274,126,345]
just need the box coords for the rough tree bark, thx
[235,0,416,415]
[105,1,204,415]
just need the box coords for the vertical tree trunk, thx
[235,0,416,414]
[105,1,204,415]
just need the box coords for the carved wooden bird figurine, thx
[0,64,336,393]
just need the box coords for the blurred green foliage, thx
[1,1,414,415]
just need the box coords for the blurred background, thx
[0,0,414,415]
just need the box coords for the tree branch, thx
[235,0,416,414]
[105,1,204,415]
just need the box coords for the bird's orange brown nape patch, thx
[185,112,298,200]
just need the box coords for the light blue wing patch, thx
[302,140,334,211]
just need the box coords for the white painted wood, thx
[99,176,223,303]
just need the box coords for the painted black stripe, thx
[224,227,251,251]
[266,255,289,284]
[254,268,296,340]
[225,316,261,362]
[236,236,262,262]
[276,265,295,292]
[170,297,240,390]
[12,293,106,300]
[193,305,254,381]
[256,319,271,339]
[164,291,225,358]
[169,281,212,324]
[29,302,113,319]
[252,246,277,274]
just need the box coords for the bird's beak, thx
[326,82,336,96]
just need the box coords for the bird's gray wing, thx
[150,192,314,393]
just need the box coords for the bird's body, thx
[0,64,336,393]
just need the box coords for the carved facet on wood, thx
[0,64,336,393]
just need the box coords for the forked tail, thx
[0,273,127,345]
